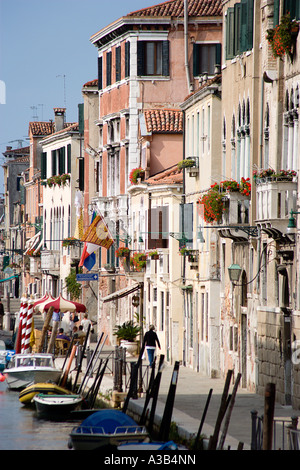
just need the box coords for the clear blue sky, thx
[0,0,152,192]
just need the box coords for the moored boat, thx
[33,393,83,420]
[68,409,149,450]
[19,382,71,405]
[3,353,62,391]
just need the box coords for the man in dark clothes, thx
[0,298,4,330]
[143,324,161,366]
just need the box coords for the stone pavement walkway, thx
[61,344,300,450]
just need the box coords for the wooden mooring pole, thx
[262,382,276,450]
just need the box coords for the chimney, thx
[53,108,66,132]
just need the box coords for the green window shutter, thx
[98,57,103,90]
[67,144,71,173]
[78,103,84,135]
[162,40,169,76]
[51,150,57,176]
[179,203,193,249]
[79,158,84,191]
[246,0,254,50]
[106,51,112,86]
[193,44,200,76]
[226,7,235,59]
[115,46,121,82]
[215,43,221,66]
[125,41,130,77]
[41,152,47,180]
[273,0,280,26]
[59,147,65,175]
[137,41,145,76]
[234,3,242,56]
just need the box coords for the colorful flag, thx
[79,212,113,270]
[74,191,84,239]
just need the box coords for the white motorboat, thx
[3,353,62,391]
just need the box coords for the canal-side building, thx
[87,0,223,345]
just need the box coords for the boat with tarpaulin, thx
[68,409,149,450]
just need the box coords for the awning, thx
[24,231,41,255]
[0,275,18,283]
[101,284,141,303]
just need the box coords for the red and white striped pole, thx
[21,296,28,353]
[24,297,34,353]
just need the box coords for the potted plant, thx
[130,252,147,271]
[115,246,130,258]
[62,236,79,248]
[266,13,299,62]
[198,183,224,223]
[113,321,142,356]
[129,167,145,185]
[177,158,196,169]
[148,250,159,260]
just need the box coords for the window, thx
[179,203,193,249]
[98,57,103,90]
[193,43,221,76]
[274,0,300,26]
[106,51,112,87]
[148,206,169,249]
[137,40,169,76]
[115,46,121,82]
[226,0,254,59]
[125,42,130,78]
[41,152,47,180]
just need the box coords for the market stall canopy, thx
[34,294,55,314]
[43,294,86,313]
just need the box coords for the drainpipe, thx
[184,0,193,93]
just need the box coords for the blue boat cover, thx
[78,410,138,434]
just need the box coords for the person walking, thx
[81,313,92,346]
[143,325,161,366]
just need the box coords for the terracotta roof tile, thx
[83,79,98,87]
[144,109,183,134]
[29,121,78,137]
[29,121,54,136]
[128,0,222,18]
[183,73,221,101]
[2,146,30,157]
[145,164,183,185]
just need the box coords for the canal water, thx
[0,380,80,450]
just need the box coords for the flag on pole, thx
[74,191,84,240]
[79,212,114,270]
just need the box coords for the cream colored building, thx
[180,74,222,375]
[40,110,81,298]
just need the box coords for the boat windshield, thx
[14,355,54,368]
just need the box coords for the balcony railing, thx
[255,177,297,235]
[41,250,60,274]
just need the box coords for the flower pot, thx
[120,340,139,357]
[150,254,159,260]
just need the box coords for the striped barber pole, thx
[21,297,28,353]
[15,297,24,354]
[23,299,34,353]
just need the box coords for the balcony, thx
[30,257,41,277]
[219,192,253,241]
[41,250,60,275]
[255,176,297,239]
